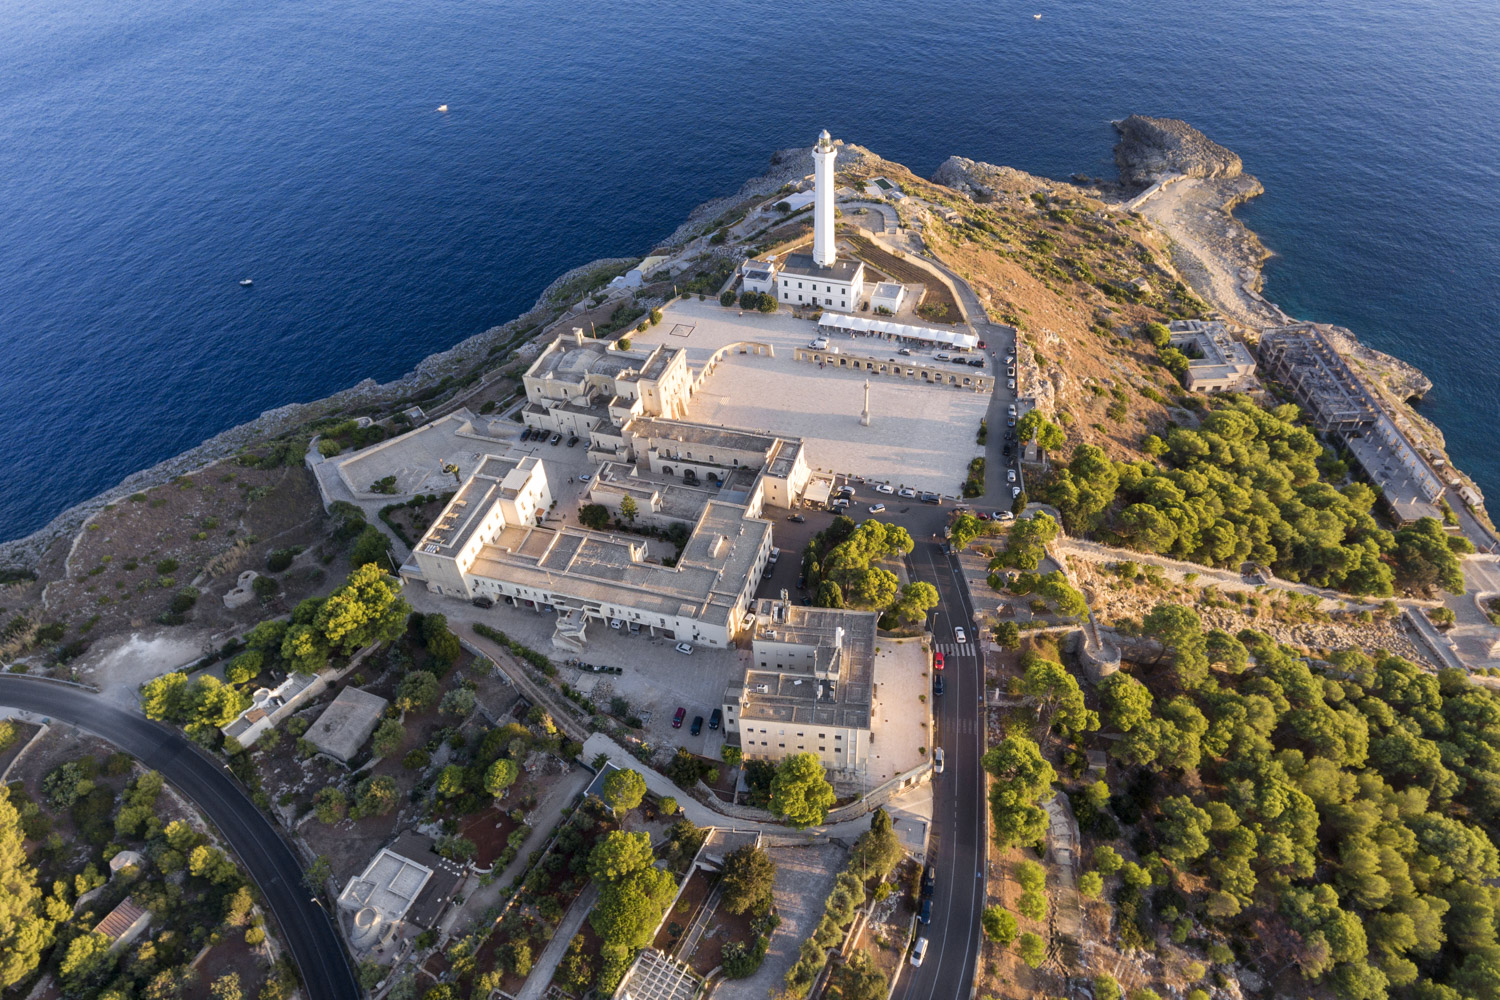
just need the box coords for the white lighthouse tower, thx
[812,129,837,267]
[771,129,865,312]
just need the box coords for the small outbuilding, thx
[870,282,906,315]
[93,897,151,954]
[304,686,389,762]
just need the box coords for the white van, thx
[911,937,929,967]
[811,338,829,350]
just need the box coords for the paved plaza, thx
[631,298,991,497]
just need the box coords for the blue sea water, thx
[1,0,1497,541]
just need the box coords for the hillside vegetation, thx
[1032,395,1469,596]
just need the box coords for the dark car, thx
[933,675,945,696]
[797,574,807,590]
[673,707,686,729]
[919,898,933,925]
[919,492,941,505]
[519,427,532,442]
[709,709,722,731]
[567,435,579,447]
[922,863,936,897]
[969,358,985,368]
[690,715,704,736]
[787,513,806,523]
[471,596,494,609]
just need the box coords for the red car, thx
[976,512,990,521]
[934,652,945,671]
[672,707,686,728]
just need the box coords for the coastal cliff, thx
[1112,114,1243,186]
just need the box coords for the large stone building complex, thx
[404,331,813,649]
[721,596,875,776]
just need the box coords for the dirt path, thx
[1133,176,1283,329]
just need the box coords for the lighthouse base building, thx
[775,129,865,313]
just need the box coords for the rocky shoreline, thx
[1,119,1478,570]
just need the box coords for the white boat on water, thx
[239,278,253,287]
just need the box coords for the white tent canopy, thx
[818,312,979,350]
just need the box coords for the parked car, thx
[875,484,894,494]
[898,488,916,498]
[922,863,936,897]
[1003,444,1012,457]
[609,618,623,629]
[519,427,532,441]
[933,675,945,695]
[935,353,950,362]
[673,707,686,729]
[977,511,990,521]
[579,473,592,482]
[996,510,1015,521]
[1008,403,1017,416]
[969,358,985,368]
[934,652,944,671]
[934,747,945,774]
[550,433,562,445]
[1005,354,1015,364]
[954,626,968,644]
[1007,367,1016,377]
[919,898,933,925]
[690,716,704,736]
[675,642,694,655]
[911,938,929,968]
[567,435,579,447]
[471,596,494,609]
[868,503,886,514]
[1008,469,1017,483]
[899,347,913,356]
[787,513,806,522]
[1008,379,1016,390]
[709,708,722,731]
[1012,485,1023,497]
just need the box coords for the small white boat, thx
[239,278,253,286]
[437,104,448,112]
[1034,13,1042,18]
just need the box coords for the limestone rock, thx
[1113,115,1243,187]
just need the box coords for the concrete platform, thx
[631,299,990,496]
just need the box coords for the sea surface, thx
[1,0,1497,541]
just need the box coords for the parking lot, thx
[408,589,743,758]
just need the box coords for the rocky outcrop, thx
[1319,323,1434,401]
[1113,115,1242,187]
[931,156,1085,204]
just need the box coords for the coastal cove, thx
[1,0,1497,544]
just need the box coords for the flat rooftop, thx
[338,849,432,922]
[734,601,875,729]
[420,454,524,558]
[468,499,771,628]
[779,252,864,283]
[625,416,779,456]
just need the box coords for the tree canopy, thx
[769,753,837,828]
[1035,395,1464,596]
[720,844,777,915]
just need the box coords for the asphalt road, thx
[0,675,359,1000]
[894,540,986,1000]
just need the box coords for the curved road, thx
[0,676,359,1000]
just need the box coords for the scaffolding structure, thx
[1258,325,1378,434]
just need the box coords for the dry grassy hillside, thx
[834,152,1213,463]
